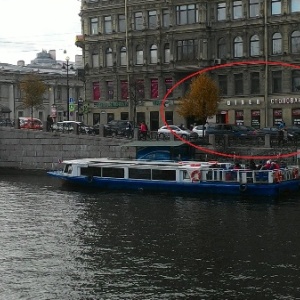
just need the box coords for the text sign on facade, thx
[94,101,129,108]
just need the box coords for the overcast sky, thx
[0,0,82,65]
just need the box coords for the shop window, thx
[235,110,244,125]
[165,111,173,125]
[251,110,260,129]
[292,109,300,125]
[273,109,282,126]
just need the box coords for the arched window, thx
[150,44,158,64]
[164,43,170,63]
[272,32,282,54]
[217,38,226,59]
[233,36,243,58]
[92,52,99,68]
[291,31,300,53]
[120,46,127,66]
[136,45,143,65]
[250,34,260,56]
[105,47,113,67]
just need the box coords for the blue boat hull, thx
[48,171,300,197]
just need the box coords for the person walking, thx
[46,115,53,132]
[139,121,147,140]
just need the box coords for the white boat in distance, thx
[47,158,300,197]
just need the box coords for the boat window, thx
[129,168,151,179]
[103,167,124,178]
[152,169,176,181]
[81,167,102,177]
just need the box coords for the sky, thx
[0,0,82,65]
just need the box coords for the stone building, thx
[76,0,300,129]
[0,50,84,123]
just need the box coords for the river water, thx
[0,170,300,300]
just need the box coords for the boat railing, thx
[192,167,297,184]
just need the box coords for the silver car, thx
[157,125,191,139]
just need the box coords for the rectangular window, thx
[134,12,143,30]
[272,71,282,93]
[90,17,98,35]
[233,1,243,19]
[291,0,300,12]
[249,0,259,18]
[162,9,170,27]
[251,110,261,129]
[218,75,227,95]
[92,53,99,68]
[118,14,126,32]
[150,78,159,98]
[177,40,198,61]
[148,10,157,29]
[217,2,226,21]
[273,109,282,126]
[271,0,281,15]
[292,108,300,125]
[93,82,100,100]
[165,78,173,97]
[57,86,62,100]
[136,80,145,99]
[234,73,243,95]
[104,16,112,34]
[292,70,300,92]
[165,111,173,125]
[235,110,244,125]
[121,80,128,100]
[107,81,114,100]
[250,72,260,94]
[176,4,198,25]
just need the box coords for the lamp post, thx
[62,56,73,121]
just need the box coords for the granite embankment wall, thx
[0,127,135,170]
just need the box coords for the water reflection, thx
[0,171,299,299]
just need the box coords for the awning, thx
[0,106,12,113]
[122,141,186,147]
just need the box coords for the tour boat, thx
[47,158,300,197]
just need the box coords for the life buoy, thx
[292,168,299,179]
[274,170,283,183]
[191,170,201,182]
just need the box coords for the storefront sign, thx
[226,99,261,105]
[94,101,128,108]
[270,97,300,104]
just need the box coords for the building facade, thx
[76,0,300,129]
[0,50,84,123]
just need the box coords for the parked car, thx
[0,119,14,127]
[192,124,207,137]
[236,125,259,137]
[205,123,248,137]
[257,127,294,140]
[52,121,94,134]
[157,125,192,139]
[285,126,300,140]
[19,117,43,130]
[104,120,133,137]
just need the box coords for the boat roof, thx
[122,141,186,147]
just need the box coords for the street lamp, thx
[62,56,73,120]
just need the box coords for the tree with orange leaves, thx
[177,74,221,126]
